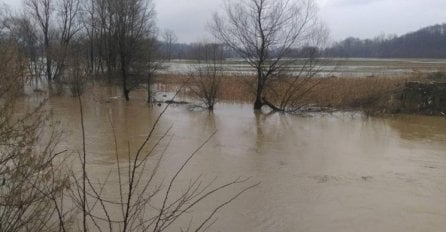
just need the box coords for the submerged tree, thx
[25,0,54,82]
[4,15,45,90]
[24,0,82,85]
[189,42,225,111]
[211,0,328,111]
[115,0,157,101]
[82,0,158,101]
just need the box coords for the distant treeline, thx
[164,23,446,60]
[324,23,446,59]
[163,43,319,60]
[158,42,235,60]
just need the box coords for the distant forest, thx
[323,23,446,59]
[163,23,446,60]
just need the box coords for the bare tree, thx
[3,13,46,90]
[81,0,157,100]
[0,1,9,37]
[143,37,164,103]
[82,0,117,77]
[189,42,224,111]
[162,29,177,61]
[25,0,54,83]
[65,47,88,97]
[81,0,96,73]
[81,0,114,76]
[113,0,156,101]
[211,0,327,110]
[52,0,82,81]
[25,0,81,86]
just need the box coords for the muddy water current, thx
[27,88,446,232]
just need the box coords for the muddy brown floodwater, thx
[31,87,446,232]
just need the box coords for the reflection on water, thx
[387,115,446,143]
[39,88,446,232]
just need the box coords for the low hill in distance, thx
[324,23,446,59]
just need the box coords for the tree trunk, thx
[44,33,52,82]
[147,73,152,103]
[254,96,263,110]
[121,60,130,101]
[124,88,130,101]
[254,69,263,110]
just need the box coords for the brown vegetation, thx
[154,74,416,113]
[296,77,410,110]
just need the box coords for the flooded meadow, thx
[164,58,446,78]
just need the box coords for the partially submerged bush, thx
[396,81,446,114]
[189,43,224,110]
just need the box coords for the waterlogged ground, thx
[164,58,446,77]
[32,88,446,232]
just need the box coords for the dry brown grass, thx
[154,74,255,102]
[153,74,418,111]
[299,77,409,108]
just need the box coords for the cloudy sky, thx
[3,0,446,43]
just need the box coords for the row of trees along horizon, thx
[160,23,446,60]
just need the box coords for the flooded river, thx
[34,88,446,231]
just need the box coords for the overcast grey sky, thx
[3,0,446,43]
